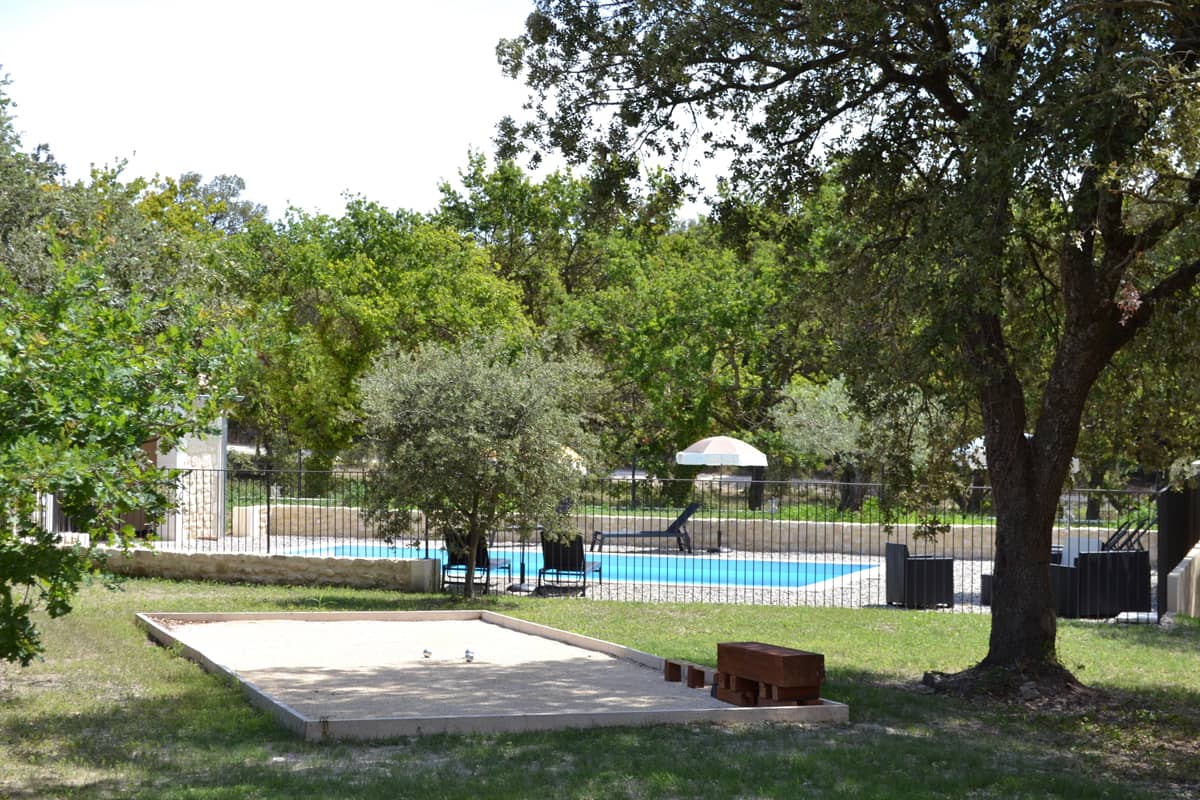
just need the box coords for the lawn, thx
[1,578,1197,799]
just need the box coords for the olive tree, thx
[360,335,597,598]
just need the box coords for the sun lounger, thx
[590,502,700,554]
[1101,515,1155,551]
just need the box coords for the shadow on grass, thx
[3,665,1183,800]
[1077,616,1200,656]
[10,581,1195,798]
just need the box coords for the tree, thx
[0,253,239,665]
[436,153,587,325]
[0,77,242,665]
[585,222,810,470]
[503,2,1200,690]
[359,335,597,598]
[0,76,62,259]
[226,200,530,467]
[175,172,268,235]
[434,153,690,337]
[772,377,872,511]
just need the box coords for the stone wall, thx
[97,547,440,592]
[230,505,422,539]
[1167,541,1200,617]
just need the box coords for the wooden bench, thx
[713,641,825,707]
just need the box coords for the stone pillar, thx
[157,405,228,544]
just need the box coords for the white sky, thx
[0,0,553,219]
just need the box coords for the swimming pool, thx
[289,543,875,590]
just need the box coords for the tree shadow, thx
[1073,617,1200,656]
[5,665,1192,799]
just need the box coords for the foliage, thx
[359,334,599,597]
[503,0,1200,677]
[580,218,827,474]
[150,172,268,236]
[0,76,62,260]
[432,155,836,480]
[0,78,243,665]
[226,200,531,466]
[435,153,602,326]
[772,376,863,470]
[0,255,240,665]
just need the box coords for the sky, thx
[0,0,563,220]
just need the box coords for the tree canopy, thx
[359,334,597,598]
[502,1,1200,689]
[0,79,242,663]
[226,199,529,465]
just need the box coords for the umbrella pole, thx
[717,474,723,553]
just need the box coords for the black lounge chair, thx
[442,530,512,594]
[885,542,954,609]
[1102,514,1156,552]
[590,502,700,553]
[536,532,601,595]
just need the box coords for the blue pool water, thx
[289,543,874,589]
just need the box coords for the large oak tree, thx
[501,2,1200,688]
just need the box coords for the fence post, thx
[265,470,272,554]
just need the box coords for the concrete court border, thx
[135,610,849,741]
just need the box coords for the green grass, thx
[2,579,1198,799]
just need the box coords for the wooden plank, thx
[663,660,682,682]
[732,675,760,694]
[714,686,758,707]
[763,683,821,702]
[717,641,825,688]
[686,665,707,688]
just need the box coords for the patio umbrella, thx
[675,436,768,551]
[675,435,768,468]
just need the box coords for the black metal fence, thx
[74,468,1160,616]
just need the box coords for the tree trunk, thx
[964,307,1070,674]
[462,523,484,601]
[1085,469,1105,522]
[971,310,1110,675]
[981,466,1059,670]
[837,463,869,512]
[747,466,766,511]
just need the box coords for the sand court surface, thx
[137,610,848,740]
